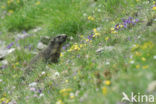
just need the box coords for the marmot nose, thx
[62,34,67,38]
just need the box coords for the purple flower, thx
[38,89,42,94]
[135,19,139,22]
[0,65,7,69]
[7,42,14,49]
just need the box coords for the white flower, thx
[30,87,36,92]
[130,60,135,64]
[54,72,60,77]
[0,79,2,82]
[153,56,156,60]
[106,62,110,65]
[41,71,45,75]
[29,82,37,87]
[39,93,44,97]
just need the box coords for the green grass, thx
[0,0,156,104]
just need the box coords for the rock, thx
[29,82,37,87]
[1,60,8,65]
[40,36,50,45]
[104,46,114,51]
[96,47,104,53]
[37,42,47,50]
[147,81,156,92]
[8,100,17,104]
[0,48,15,60]
[33,27,42,33]
[96,46,114,53]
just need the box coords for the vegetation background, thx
[0,0,156,104]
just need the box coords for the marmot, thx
[25,34,67,72]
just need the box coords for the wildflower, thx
[80,35,84,38]
[0,98,9,104]
[135,51,141,56]
[74,76,77,80]
[102,86,107,95]
[136,64,140,69]
[1,6,5,9]
[65,80,69,83]
[94,32,101,36]
[93,28,97,33]
[35,1,40,5]
[60,53,64,57]
[0,79,2,82]
[111,31,117,34]
[30,87,36,92]
[111,28,115,31]
[29,82,37,87]
[41,71,45,75]
[120,24,124,28]
[16,0,20,3]
[56,100,64,104]
[60,88,72,93]
[141,57,146,61]
[131,44,139,50]
[88,16,94,21]
[105,62,110,65]
[153,55,156,59]
[130,60,134,64]
[152,6,156,10]
[8,10,14,14]
[70,93,75,99]
[142,65,149,69]
[54,72,60,77]
[105,37,109,41]
[39,93,44,97]
[104,80,111,86]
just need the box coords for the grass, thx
[0,0,156,104]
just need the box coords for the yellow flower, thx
[142,65,149,69]
[70,93,75,99]
[111,28,115,31]
[131,44,139,51]
[56,100,64,104]
[8,10,14,14]
[73,76,76,80]
[102,86,107,95]
[141,57,146,61]
[104,80,111,86]
[93,28,97,33]
[60,53,63,57]
[136,0,140,2]
[80,35,84,38]
[105,37,109,41]
[59,88,72,93]
[65,80,68,83]
[135,51,141,56]
[153,1,156,4]
[120,24,124,28]
[136,64,140,69]
[111,31,117,34]
[88,16,94,21]
[35,1,40,5]
[0,98,9,104]
[16,62,19,65]
[1,6,5,9]
[152,6,156,10]
[95,32,100,36]
[16,0,20,3]
[86,39,89,42]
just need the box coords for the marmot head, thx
[49,34,67,46]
